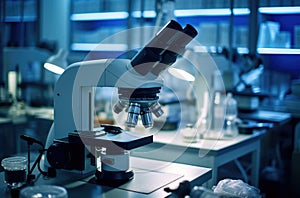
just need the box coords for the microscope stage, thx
[69,130,153,150]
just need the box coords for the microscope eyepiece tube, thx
[130,20,184,75]
[130,20,198,76]
[164,24,199,55]
[126,103,141,128]
[183,24,198,39]
[150,22,198,76]
[149,20,183,49]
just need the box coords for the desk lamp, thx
[43,49,68,75]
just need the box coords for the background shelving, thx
[257,3,300,79]
[68,0,300,78]
[257,6,300,53]
[2,0,39,47]
[69,0,250,55]
[0,0,40,84]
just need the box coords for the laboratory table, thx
[0,157,211,198]
[239,109,293,169]
[238,110,291,125]
[132,130,266,188]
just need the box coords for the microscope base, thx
[95,169,134,185]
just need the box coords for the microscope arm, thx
[44,58,162,172]
[47,58,163,144]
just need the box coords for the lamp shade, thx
[43,49,68,75]
[168,57,195,81]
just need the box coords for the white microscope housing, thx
[44,20,198,183]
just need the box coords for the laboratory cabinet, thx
[256,5,300,79]
[256,3,300,118]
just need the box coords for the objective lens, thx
[141,109,153,128]
[126,103,141,128]
[113,100,127,114]
[149,102,164,118]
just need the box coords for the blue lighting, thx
[132,11,156,18]
[71,43,128,51]
[71,8,250,21]
[257,48,300,54]
[71,12,129,21]
[237,47,249,54]
[5,16,36,22]
[175,8,250,17]
[259,6,300,14]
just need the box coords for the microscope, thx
[44,20,198,184]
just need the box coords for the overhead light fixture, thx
[257,47,300,54]
[168,57,195,82]
[259,6,300,14]
[175,8,250,16]
[71,12,128,21]
[43,49,68,75]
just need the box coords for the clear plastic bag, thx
[212,179,261,198]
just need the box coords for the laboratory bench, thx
[238,109,293,168]
[129,109,294,197]
[248,107,300,197]
[0,156,212,198]
[1,107,213,197]
[238,110,292,126]
[1,106,297,196]
[132,129,266,188]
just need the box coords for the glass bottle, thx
[211,91,225,132]
[224,92,238,137]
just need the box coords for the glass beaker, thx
[1,156,27,188]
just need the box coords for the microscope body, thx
[45,59,160,178]
[44,20,198,183]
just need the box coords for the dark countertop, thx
[0,156,212,198]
